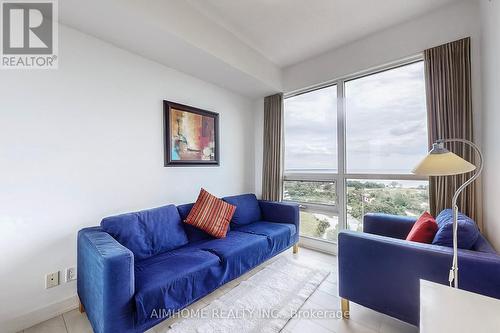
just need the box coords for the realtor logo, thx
[1,0,58,69]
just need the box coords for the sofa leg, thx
[293,244,299,254]
[79,299,85,314]
[341,298,350,319]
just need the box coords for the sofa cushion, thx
[177,203,214,242]
[406,212,438,244]
[223,193,261,225]
[432,209,479,250]
[233,221,296,253]
[101,204,188,260]
[134,247,222,323]
[192,231,270,278]
[185,188,236,238]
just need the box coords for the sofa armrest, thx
[77,227,135,333]
[338,230,500,325]
[363,213,417,239]
[258,201,299,225]
[258,201,299,242]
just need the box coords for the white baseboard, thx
[1,295,78,333]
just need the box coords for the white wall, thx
[480,0,500,251]
[0,25,256,332]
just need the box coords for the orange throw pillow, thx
[406,211,438,244]
[184,189,236,238]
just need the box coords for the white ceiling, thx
[188,0,461,67]
[59,0,463,97]
[59,0,282,97]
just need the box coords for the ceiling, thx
[59,0,462,97]
[188,0,461,67]
[59,0,282,97]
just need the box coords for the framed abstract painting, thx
[163,100,220,166]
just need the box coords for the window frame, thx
[282,54,429,251]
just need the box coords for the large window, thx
[284,85,337,172]
[346,179,429,232]
[283,180,338,242]
[284,85,339,243]
[283,59,429,246]
[345,62,428,174]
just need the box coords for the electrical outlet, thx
[65,267,76,282]
[45,271,59,289]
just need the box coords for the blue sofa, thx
[338,213,500,326]
[77,194,299,333]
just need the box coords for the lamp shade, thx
[412,146,476,176]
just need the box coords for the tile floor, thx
[20,247,418,333]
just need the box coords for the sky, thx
[284,61,428,174]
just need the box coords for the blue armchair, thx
[338,213,500,326]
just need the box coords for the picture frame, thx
[163,100,220,166]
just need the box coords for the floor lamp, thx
[412,138,483,288]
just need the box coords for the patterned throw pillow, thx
[184,188,236,238]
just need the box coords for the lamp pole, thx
[436,138,483,288]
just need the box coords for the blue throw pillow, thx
[223,193,261,225]
[432,209,479,250]
[101,204,189,260]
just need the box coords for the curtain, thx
[424,37,480,229]
[262,93,283,201]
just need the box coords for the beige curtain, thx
[424,37,481,229]
[262,93,283,201]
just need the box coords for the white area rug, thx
[168,257,329,333]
